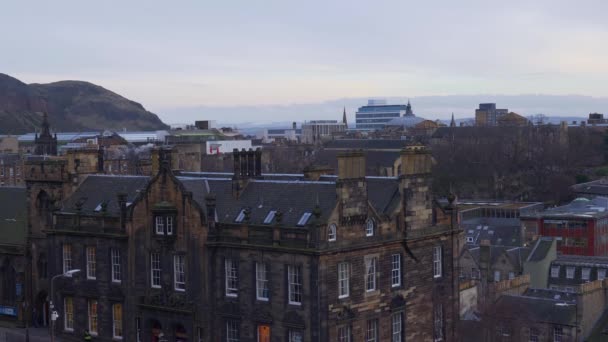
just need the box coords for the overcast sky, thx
[2,0,607,120]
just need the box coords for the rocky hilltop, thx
[0,73,168,134]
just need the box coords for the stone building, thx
[40,146,459,341]
[34,113,58,156]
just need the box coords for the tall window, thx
[155,216,164,234]
[553,326,564,342]
[494,270,501,282]
[529,327,539,342]
[225,259,238,297]
[64,296,74,331]
[582,268,591,281]
[288,330,303,342]
[391,254,402,287]
[599,269,607,280]
[434,304,444,341]
[365,256,377,292]
[151,253,161,288]
[88,300,98,335]
[365,319,378,342]
[166,216,174,235]
[288,265,302,305]
[136,318,142,342]
[366,219,375,237]
[433,246,443,278]
[226,320,240,342]
[338,325,351,342]
[338,262,350,298]
[174,255,186,291]
[86,246,96,279]
[111,249,121,283]
[328,224,337,241]
[257,325,270,342]
[392,312,403,342]
[255,262,269,301]
[112,303,123,339]
[551,266,560,278]
[62,244,72,274]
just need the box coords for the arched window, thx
[328,224,337,242]
[366,218,375,237]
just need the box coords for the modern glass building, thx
[355,99,413,130]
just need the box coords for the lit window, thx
[338,262,349,298]
[553,326,564,342]
[365,319,378,342]
[88,300,98,335]
[338,325,351,342]
[64,297,74,331]
[392,254,402,287]
[392,312,403,342]
[433,246,443,278]
[288,330,303,342]
[112,303,123,339]
[255,262,269,301]
[598,269,606,280]
[288,265,302,305]
[226,320,240,342]
[263,210,276,224]
[155,216,164,234]
[86,246,96,279]
[365,256,377,292]
[62,244,72,274]
[257,325,270,342]
[174,255,186,291]
[366,219,375,236]
[225,259,238,297]
[151,253,161,288]
[551,266,560,278]
[111,249,121,283]
[297,212,312,226]
[235,209,246,223]
[566,267,575,279]
[582,268,591,281]
[328,224,337,242]
[166,216,173,235]
[434,304,444,341]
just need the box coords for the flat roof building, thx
[356,99,414,130]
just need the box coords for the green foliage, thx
[575,174,590,184]
[596,167,608,177]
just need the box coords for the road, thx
[0,327,56,342]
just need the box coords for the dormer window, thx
[297,212,312,226]
[235,209,246,223]
[263,210,276,225]
[328,224,337,242]
[366,219,375,237]
[154,215,175,236]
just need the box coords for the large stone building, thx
[40,146,460,341]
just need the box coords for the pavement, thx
[0,327,56,342]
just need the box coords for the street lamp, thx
[50,269,80,342]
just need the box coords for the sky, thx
[1,0,607,123]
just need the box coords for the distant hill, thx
[0,73,168,134]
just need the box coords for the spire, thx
[342,106,348,127]
[405,100,413,116]
[41,112,51,137]
[450,113,456,127]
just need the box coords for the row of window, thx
[327,219,376,242]
[150,253,186,291]
[226,246,443,303]
[497,325,566,342]
[551,264,607,281]
[63,297,122,339]
[63,245,121,282]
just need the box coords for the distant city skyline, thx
[2,0,607,122]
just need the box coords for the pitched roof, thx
[0,187,27,247]
[527,237,555,262]
[464,245,530,268]
[60,175,149,216]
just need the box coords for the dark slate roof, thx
[0,187,27,246]
[60,175,149,216]
[463,223,522,247]
[491,294,577,325]
[549,255,608,286]
[179,175,401,227]
[572,180,608,196]
[539,196,608,219]
[323,139,407,150]
[464,245,530,268]
[527,237,555,262]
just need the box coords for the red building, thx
[538,197,608,256]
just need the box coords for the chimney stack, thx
[400,145,434,230]
[117,192,127,230]
[336,151,368,223]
